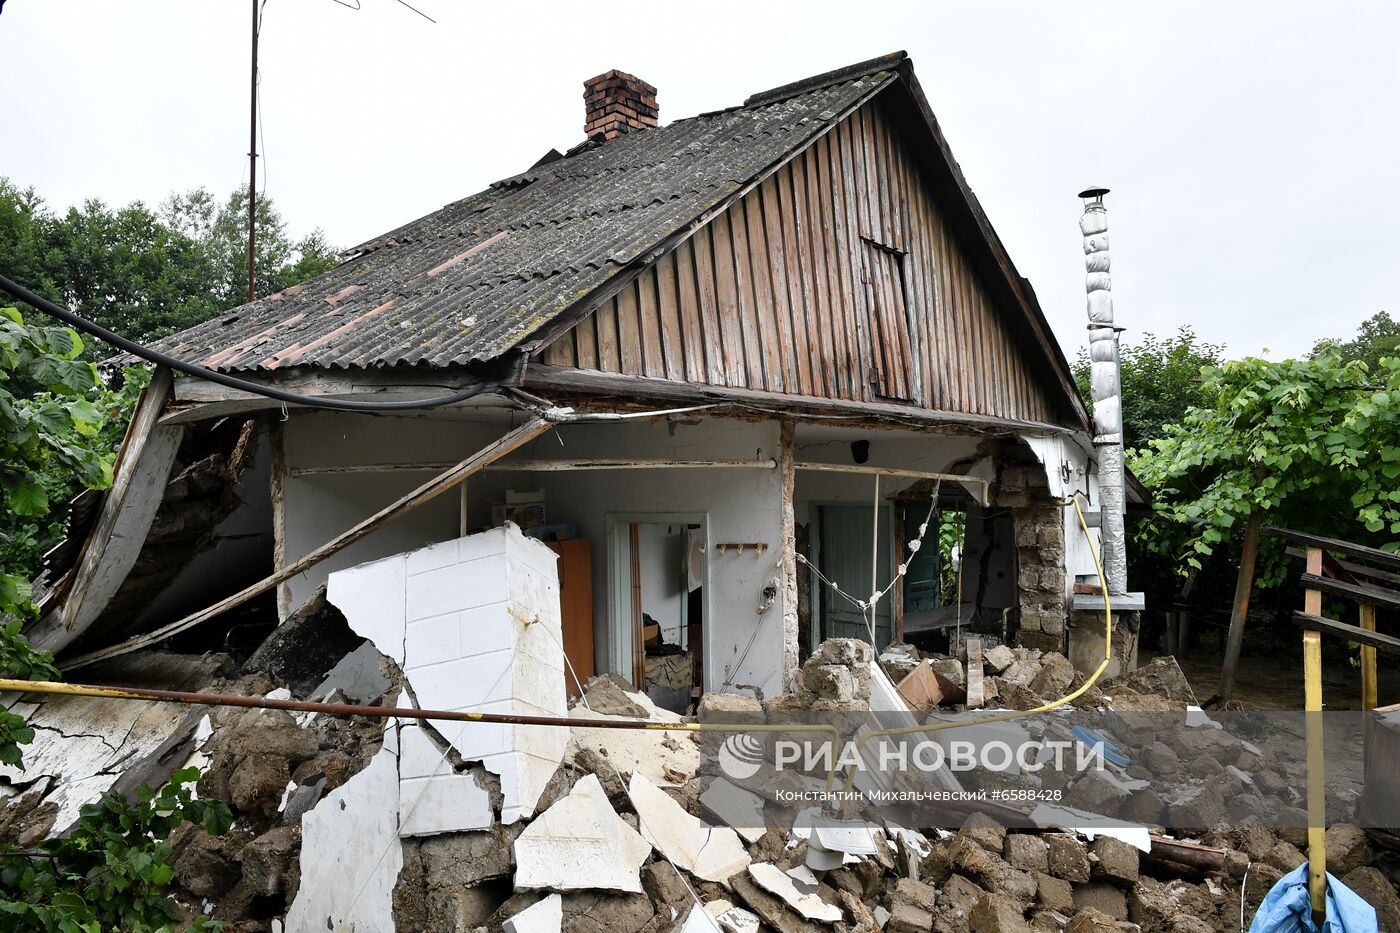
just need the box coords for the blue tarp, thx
[1247,863,1378,933]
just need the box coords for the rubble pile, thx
[3,626,1397,932]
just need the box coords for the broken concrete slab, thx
[1028,804,1151,853]
[505,893,564,933]
[630,771,751,885]
[701,777,768,843]
[284,721,400,933]
[747,863,842,924]
[0,652,226,832]
[711,902,760,933]
[515,773,651,894]
[397,719,494,837]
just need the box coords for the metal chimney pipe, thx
[1079,187,1128,597]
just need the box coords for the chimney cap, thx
[1077,185,1111,200]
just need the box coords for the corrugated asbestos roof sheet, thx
[151,62,899,372]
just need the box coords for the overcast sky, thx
[4,2,1396,361]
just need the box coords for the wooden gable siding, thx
[539,97,1056,424]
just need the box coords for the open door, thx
[816,504,893,649]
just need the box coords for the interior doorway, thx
[811,504,894,650]
[607,513,706,712]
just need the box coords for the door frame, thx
[605,512,708,688]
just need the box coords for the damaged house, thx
[0,51,1210,933]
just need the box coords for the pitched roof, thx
[150,56,902,373]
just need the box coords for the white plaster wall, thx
[466,418,785,698]
[280,411,497,612]
[327,525,569,824]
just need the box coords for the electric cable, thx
[0,272,501,413]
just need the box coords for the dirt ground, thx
[1147,649,1399,711]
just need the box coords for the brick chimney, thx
[583,70,658,142]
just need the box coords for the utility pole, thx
[247,0,259,303]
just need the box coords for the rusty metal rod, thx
[0,677,683,731]
[0,675,845,790]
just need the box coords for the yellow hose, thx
[840,494,1114,798]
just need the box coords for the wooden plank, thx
[889,135,926,404]
[269,418,290,621]
[1265,526,1400,570]
[653,252,686,381]
[594,296,622,372]
[823,128,861,401]
[813,136,852,399]
[776,166,816,396]
[616,279,643,375]
[692,226,727,386]
[1291,613,1400,654]
[1300,572,1400,613]
[728,198,766,388]
[62,416,558,671]
[523,362,1079,435]
[710,212,747,387]
[27,368,182,656]
[790,155,829,396]
[834,118,871,400]
[575,314,599,370]
[674,240,707,384]
[800,147,838,398]
[760,176,801,393]
[539,331,575,367]
[741,187,783,392]
[636,271,666,379]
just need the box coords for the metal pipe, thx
[794,462,989,504]
[0,677,845,790]
[1079,187,1127,596]
[291,458,778,477]
[247,0,258,303]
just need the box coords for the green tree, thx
[1312,310,1400,373]
[1,178,340,350]
[1130,353,1400,586]
[1073,327,1225,452]
[162,185,339,313]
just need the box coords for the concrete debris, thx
[5,585,1385,933]
[505,892,564,933]
[630,771,751,885]
[747,863,843,923]
[700,777,768,843]
[515,773,652,893]
[284,719,401,933]
[711,902,761,933]
[397,719,494,837]
[569,680,701,787]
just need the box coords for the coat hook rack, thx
[714,542,768,555]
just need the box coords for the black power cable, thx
[0,273,500,413]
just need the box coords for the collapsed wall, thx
[2,524,1396,933]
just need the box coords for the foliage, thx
[1131,353,1400,587]
[1312,310,1400,373]
[0,177,339,351]
[1073,327,1225,452]
[0,768,232,933]
[939,510,966,605]
[0,307,119,615]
